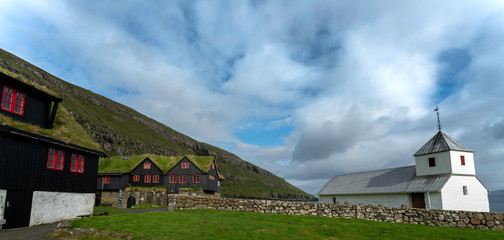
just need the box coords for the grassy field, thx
[55,209,504,240]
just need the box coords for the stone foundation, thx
[121,188,167,208]
[98,191,121,207]
[168,196,504,230]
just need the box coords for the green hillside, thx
[0,48,315,200]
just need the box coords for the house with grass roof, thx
[96,154,223,207]
[0,71,105,229]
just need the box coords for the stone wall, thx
[168,196,504,230]
[121,188,167,208]
[99,191,121,207]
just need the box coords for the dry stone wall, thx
[168,196,504,230]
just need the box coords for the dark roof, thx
[317,166,451,195]
[0,125,106,157]
[414,131,473,156]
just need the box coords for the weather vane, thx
[434,106,441,131]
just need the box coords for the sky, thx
[1,0,504,196]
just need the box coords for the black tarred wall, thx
[0,133,99,193]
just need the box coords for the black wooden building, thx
[0,73,105,229]
[97,155,223,206]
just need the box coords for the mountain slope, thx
[0,48,315,200]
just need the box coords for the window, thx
[332,197,336,204]
[193,175,200,183]
[1,86,25,115]
[211,163,215,169]
[169,175,177,183]
[47,147,65,170]
[181,162,189,169]
[70,153,85,173]
[103,176,110,184]
[179,175,186,184]
[218,181,220,187]
[144,162,151,169]
[153,175,159,183]
[460,156,466,166]
[133,175,140,182]
[209,175,214,181]
[144,175,151,183]
[463,186,468,195]
[428,157,436,167]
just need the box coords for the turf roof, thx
[98,154,222,177]
[0,69,102,151]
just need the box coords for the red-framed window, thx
[460,156,466,166]
[144,162,151,169]
[209,175,215,181]
[144,175,152,183]
[153,175,159,183]
[428,157,436,167]
[103,176,110,184]
[181,162,189,169]
[211,163,215,169]
[169,175,177,183]
[133,175,140,182]
[193,175,200,183]
[1,86,25,116]
[179,175,186,183]
[70,153,85,173]
[47,147,65,170]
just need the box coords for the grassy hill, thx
[0,48,314,200]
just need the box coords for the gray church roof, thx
[317,166,451,196]
[414,131,473,156]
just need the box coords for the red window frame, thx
[181,162,189,169]
[103,176,110,184]
[193,175,200,183]
[1,86,25,116]
[169,175,177,183]
[70,153,85,173]
[144,175,152,183]
[144,162,151,169]
[179,175,186,184]
[133,175,140,182]
[47,147,65,170]
[211,163,215,169]
[460,156,466,166]
[153,175,159,183]
[209,175,214,181]
[428,157,436,167]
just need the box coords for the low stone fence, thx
[168,196,504,230]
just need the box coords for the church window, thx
[460,156,465,166]
[463,186,468,195]
[428,157,436,167]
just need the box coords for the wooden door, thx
[411,193,425,209]
[3,190,33,229]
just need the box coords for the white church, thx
[318,129,490,212]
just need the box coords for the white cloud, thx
[1,0,504,196]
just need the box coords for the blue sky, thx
[1,0,504,196]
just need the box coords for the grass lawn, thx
[59,209,504,240]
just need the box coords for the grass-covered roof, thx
[99,154,222,178]
[0,68,102,151]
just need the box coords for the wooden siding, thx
[0,133,99,193]
[97,175,128,190]
[129,158,164,187]
[0,78,56,129]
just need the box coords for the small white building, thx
[318,131,490,212]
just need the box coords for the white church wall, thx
[440,175,489,212]
[425,192,443,210]
[29,191,94,226]
[415,151,452,176]
[319,193,411,208]
[449,151,475,175]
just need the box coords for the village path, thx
[0,207,168,239]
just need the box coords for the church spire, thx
[435,106,441,131]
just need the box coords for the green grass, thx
[59,209,504,240]
[98,154,215,174]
